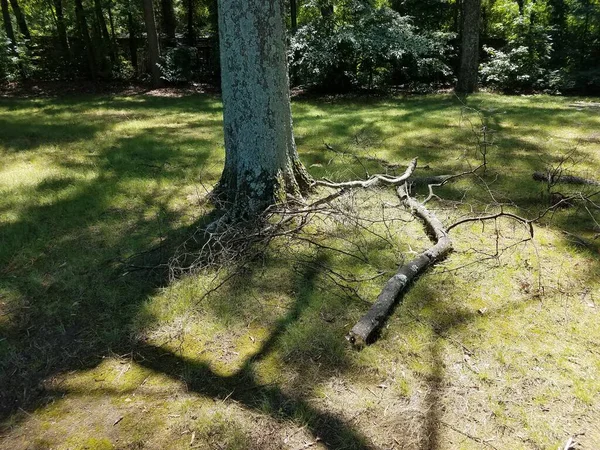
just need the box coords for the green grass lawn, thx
[0,92,599,449]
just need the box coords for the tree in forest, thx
[142,0,162,87]
[456,0,482,93]
[8,0,29,41]
[214,0,312,217]
[161,0,177,45]
[1,0,25,78]
[52,0,71,60]
[74,0,97,79]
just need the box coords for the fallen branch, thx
[347,184,452,347]
[313,158,417,189]
[533,171,600,186]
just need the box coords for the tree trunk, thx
[142,0,162,87]
[215,0,312,216]
[127,6,138,72]
[290,0,297,32]
[8,0,29,40]
[161,0,176,46]
[107,0,116,44]
[456,0,481,94]
[186,0,195,45]
[93,0,115,62]
[75,0,97,80]
[1,0,15,45]
[53,0,70,59]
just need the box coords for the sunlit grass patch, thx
[0,92,599,449]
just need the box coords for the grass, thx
[0,91,599,449]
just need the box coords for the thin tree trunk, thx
[290,0,297,32]
[127,7,138,72]
[1,0,16,47]
[8,0,29,40]
[161,0,176,46]
[142,0,162,87]
[93,0,115,62]
[456,0,481,93]
[186,0,194,46]
[215,0,312,215]
[107,0,116,43]
[74,0,97,80]
[53,0,70,58]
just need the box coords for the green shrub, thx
[290,2,452,92]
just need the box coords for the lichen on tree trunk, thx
[214,0,312,218]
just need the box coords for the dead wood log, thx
[533,171,600,186]
[409,175,454,186]
[347,184,453,347]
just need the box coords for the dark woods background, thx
[1,0,599,94]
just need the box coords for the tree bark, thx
[215,0,312,217]
[74,0,97,80]
[142,0,162,87]
[348,184,453,347]
[161,0,177,46]
[1,0,16,47]
[93,0,115,62]
[127,6,138,72]
[456,0,481,94]
[53,0,70,59]
[533,172,600,186]
[8,0,29,40]
[186,0,195,45]
[290,0,297,32]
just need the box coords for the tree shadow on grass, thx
[0,100,374,449]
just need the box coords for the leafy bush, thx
[158,45,197,83]
[480,44,567,93]
[0,30,29,83]
[0,31,10,83]
[290,2,452,91]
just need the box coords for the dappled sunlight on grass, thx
[1,92,599,449]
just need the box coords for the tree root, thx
[347,184,452,347]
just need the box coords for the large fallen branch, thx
[347,184,453,347]
[533,171,600,186]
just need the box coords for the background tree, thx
[8,0,30,40]
[456,0,482,93]
[142,0,162,87]
[52,0,71,60]
[74,0,97,79]
[161,0,176,45]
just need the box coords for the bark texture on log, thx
[532,172,600,186]
[347,185,453,347]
